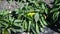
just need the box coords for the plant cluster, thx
[0,0,60,34]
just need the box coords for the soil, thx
[40,26,60,34]
[0,1,19,11]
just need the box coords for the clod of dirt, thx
[37,0,54,8]
[6,1,19,11]
[44,0,54,8]
[0,1,19,11]
[0,1,9,10]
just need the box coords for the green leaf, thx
[39,19,45,27]
[41,16,47,25]
[2,29,10,34]
[50,7,60,13]
[34,13,39,23]
[53,12,59,22]
[9,16,14,22]
[11,28,24,33]
[41,3,45,9]
[45,8,48,14]
[36,23,40,34]
[3,11,9,15]
[31,26,36,34]
[11,28,16,33]
[28,21,31,31]
[40,27,44,32]
[14,23,22,27]
[8,29,11,34]
[1,22,8,28]
[23,20,28,30]
[14,20,22,23]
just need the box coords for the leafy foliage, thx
[0,0,60,34]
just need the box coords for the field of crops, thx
[0,0,60,34]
